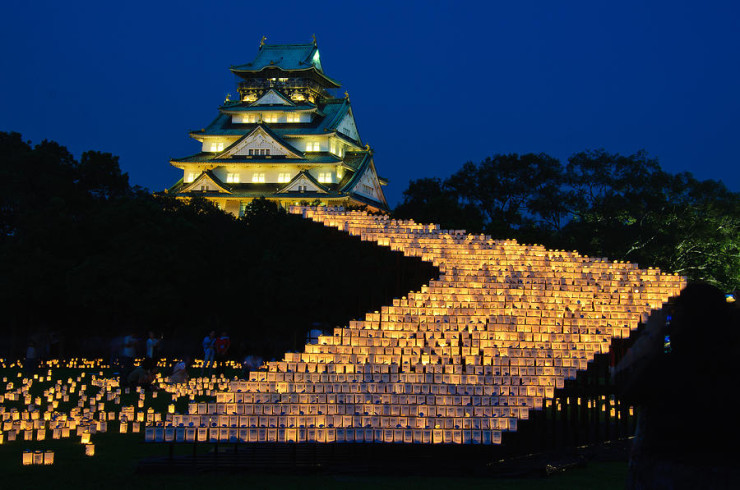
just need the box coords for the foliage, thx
[394,150,740,291]
[0,132,436,358]
[394,177,484,232]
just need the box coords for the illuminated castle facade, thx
[168,38,389,214]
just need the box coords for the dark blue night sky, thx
[2,1,738,206]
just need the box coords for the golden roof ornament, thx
[312,34,317,45]
[224,93,231,103]
[260,36,266,47]
[344,91,350,101]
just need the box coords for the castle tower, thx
[168,38,389,215]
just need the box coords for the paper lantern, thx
[43,450,54,465]
[22,450,32,465]
[32,450,43,465]
[84,443,95,456]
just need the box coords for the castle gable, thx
[219,125,303,159]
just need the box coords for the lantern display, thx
[0,208,685,450]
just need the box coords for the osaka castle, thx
[167,38,389,214]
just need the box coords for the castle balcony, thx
[237,78,327,96]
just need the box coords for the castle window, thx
[264,113,279,123]
[286,113,300,123]
[252,173,265,183]
[277,173,292,183]
[248,149,270,156]
[242,114,257,123]
[307,141,320,152]
[317,172,332,183]
[211,142,224,152]
[226,173,240,183]
[185,172,197,183]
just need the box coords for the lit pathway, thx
[193,207,685,444]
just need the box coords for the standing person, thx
[121,331,137,373]
[214,331,231,375]
[201,331,216,376]
[24,341,39,374]
[145,331,161,361]
[109,336,123,373]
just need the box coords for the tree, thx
[445,153,568,240]
[393,177,483,232]
[0,132,437,357]
[395,148,740,290]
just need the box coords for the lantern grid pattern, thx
[167,207,685,444]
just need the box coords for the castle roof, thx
[231,42,341,88]
[191,98,361,146]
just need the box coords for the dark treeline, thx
[394,151,740,291]
[0,132,436,359]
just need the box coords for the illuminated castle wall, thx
[175,207,685,444]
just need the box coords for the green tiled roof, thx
[230,42,341,88]
[336,153,389,211]
[232,43,320,72]
[192,99,353,139]
[342,152,370,172]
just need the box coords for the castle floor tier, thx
[167,39,389,215]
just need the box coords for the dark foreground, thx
[1,430,629,490]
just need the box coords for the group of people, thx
[117,330,163,371]
[201,331,231,375]
[25,328,261,389]
[112,329,242,389]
